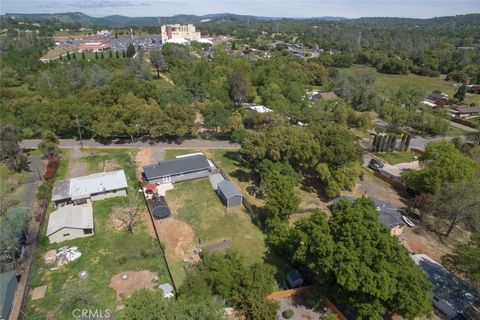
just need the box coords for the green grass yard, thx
[340,66,480,105]
[374,151,417,165]
[166,178,267,266]
[26,198,170,319]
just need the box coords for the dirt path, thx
[154,217,194,259]
[67,148,87,178]
[159,73,174,86]
[134,148,165,179]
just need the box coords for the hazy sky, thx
[1,0,479,19]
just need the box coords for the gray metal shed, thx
[217,180,243,208]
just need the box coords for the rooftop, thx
[218,180,242,199]
[143,154,210,181]
[47,205,94,236]
[52,170,128,201]
[411,254,480,315]
[454,106,480,113]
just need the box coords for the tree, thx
[0,124,28,172]
[150,49,166,79]
[202,101,231,133]
[119,187,142,233]
[122,50,126,58]
[443,232,480,288]
[81,51,85,59]
[402,141,478,194]
[262,169,300,221]
[62,280,98,315]
[126,43,136,58]
[38,130,60,158]
[228,69,254,105]
[95,52,98,59]
[454,84,467,101]
[100,51,105,59]
[72,52,76,60]
[0,209,28,263]
[421,180,480,237]
[66,51,71,60]
[115,50,120,58]
[109,50,113,58]
[228,110,244,132]
[278,199,432,320]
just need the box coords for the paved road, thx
[449,120,478,132]
[20,138,240,149]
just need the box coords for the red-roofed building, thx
[78,42,110,52]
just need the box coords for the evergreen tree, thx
[100,51,104,59]
[109,50,113,58]
[372,135,378,152]
[404,134,411,151]
[122,50,126,58]
[95,52,99,59]
[59,54,62,60]
[126,43,136,57]
[454,84,467,101]
[72,52,76,60]
[116,51,120,58]
[66,51,71,59]
[81,51,86,59]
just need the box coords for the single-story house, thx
[217,180,243,208]
[52,170,128,207]
[47,205,94,243]
[411,254,480,319]
[332,197,404,236]
[143,153,213,184]
[306,91,338,101]
[248,105,273,113]
[450,106,480,118]
[428,92,449,104]
[1,271,19,320]
[287,269,304,288]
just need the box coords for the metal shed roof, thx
[52,170,128,201]
[47,205,94,236]
[143,154,210,180]
[218,180,242,199]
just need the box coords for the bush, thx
[282,309,294,319]
[36,183,49,200]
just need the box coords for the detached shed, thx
[47,205,94,243]
[287,269,304,288]
[217,181,242,208]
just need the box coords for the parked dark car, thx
[368,159,384,171]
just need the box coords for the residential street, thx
[20,138,240,149]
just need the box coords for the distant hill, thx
[3,12,346,27]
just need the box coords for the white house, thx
[47,205,94,243]
[52,170,128,207]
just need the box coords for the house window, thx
[63,233,70,237]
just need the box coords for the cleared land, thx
[341,65,480,105]
[25,149,170,318]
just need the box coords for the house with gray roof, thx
[52,170,128,207]
[411,254,480,319]
[142,154,212,184]
[217,180,243,208]
[332,196,404,236]
[47,205,94,243]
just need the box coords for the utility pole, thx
[75,114,84,149]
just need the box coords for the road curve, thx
[20,138,240,150]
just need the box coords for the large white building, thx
[160,24,201,42]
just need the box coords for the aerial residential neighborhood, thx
[1,1,480,320]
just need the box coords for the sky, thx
[1,0,479,19]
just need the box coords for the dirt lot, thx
[135,148,165,179]
[154,217,195,259]
[109,270,159,301]
[276,293,332,320]
[66,148,87,178]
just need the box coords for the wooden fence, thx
[266,286,347,320]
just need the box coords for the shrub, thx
[282,309,294,319]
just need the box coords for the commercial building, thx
[78,42,110,52]
[47,205,94,243]
[160,24,201,42]
[52,170,128,207]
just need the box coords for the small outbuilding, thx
[47,205,94,243]
[143,154,212,184]
[217,180,243,208]
[287,269,304,288]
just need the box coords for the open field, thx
[25,149,171,318]
[340,65,480,105]
[374,151,417,165]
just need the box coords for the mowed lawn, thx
[374,151,417,165]
[165,178,267,266]
[26,149,171,318]
[340,65,480,105]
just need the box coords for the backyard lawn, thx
[374,151,417,165]
[165,178,267,266]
